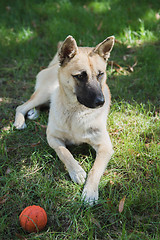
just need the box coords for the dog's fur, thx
[14,36,115,204]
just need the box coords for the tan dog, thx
[14,36,115,204]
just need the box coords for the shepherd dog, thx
[14,35,115,204]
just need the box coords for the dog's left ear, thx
[93,36,115,61]
[58,35,78,66]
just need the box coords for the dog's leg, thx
[14,90,49,129]
[47,135,86,185]
[82,132,114,204]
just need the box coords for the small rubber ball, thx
[19,205,47,233]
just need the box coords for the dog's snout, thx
[94,95,105,107]
[76,81,105,109]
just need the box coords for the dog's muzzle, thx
[76,81,105,109]
[93,94,105,108]
[77,91,105,109]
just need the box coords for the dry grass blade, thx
[119,196,126,213]
[34,121,47,128]
[0,192,9,204]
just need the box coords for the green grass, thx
[0,0,160,239]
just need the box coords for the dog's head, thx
[58,35,114,109]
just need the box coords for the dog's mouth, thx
[77,94,105,109]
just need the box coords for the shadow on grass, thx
[108,41,160,108]
[0,0,159,41]
[0,0,160,58]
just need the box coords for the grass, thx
[0,0,160,239]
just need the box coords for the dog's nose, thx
[94,95,105,107]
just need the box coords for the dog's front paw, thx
[14,114,27,130]
[14,121,27,130]
[82,184,98,205]
[27,108,39,120]
[69,166,86,185]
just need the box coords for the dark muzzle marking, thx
[76,82,105,109]
[72,70,105,109]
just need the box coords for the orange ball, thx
[19,205,47,233]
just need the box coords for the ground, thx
[0,0,160,239]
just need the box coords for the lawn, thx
[0,0,160,239]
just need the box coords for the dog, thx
[14,35,115,204]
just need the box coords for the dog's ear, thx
[93,36,115,61]
[58,35,78,66]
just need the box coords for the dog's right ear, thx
[93,36,115,61]
[58,36,78,66]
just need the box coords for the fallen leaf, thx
[34,121,47,128]
[23,167,43,177]
[127,65,134,72]
[156,13,160,20]
[108,61,123,70]
[132,57,138,68]
[2,125,11,131]
[115,39,122,44]
[106,198,113,206]
[123,54,132,61]
[31,141,41,147]
[119,196,126,213]
[97,21,103,31]
[110,180,114,185]
[127,58,138,72]
[6,167,11,175]
[123,55,127,61]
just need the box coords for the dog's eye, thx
[72,71,88,82]
[73,74,83,80]
[97,71,104,80]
